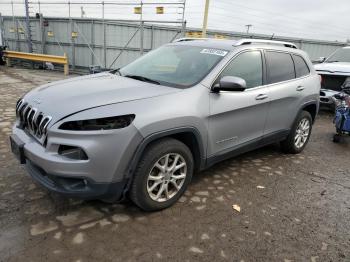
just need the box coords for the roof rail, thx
[172,37,210,43]
[235,39,298,49]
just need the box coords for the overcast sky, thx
[1,0,349,42]
[187,0,350,41]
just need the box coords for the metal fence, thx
[0,14,348,72]
[2,15,187,69]
[0,0,187,71]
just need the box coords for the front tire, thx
[281,111,313,154]
[129,138,194,211]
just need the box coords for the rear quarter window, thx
[293,55,310,78]
[266,51,295,84]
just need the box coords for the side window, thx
[266,51,295,84]
[293,55,310,78]
[219,51,263,89]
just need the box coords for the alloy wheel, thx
[294,118,310,149]
[147,153,187,202]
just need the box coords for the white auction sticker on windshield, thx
[200,49,228,56]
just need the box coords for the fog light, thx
[58,145,88,160]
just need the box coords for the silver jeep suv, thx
[10,38,320,211]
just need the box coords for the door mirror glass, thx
[213,76,247,92]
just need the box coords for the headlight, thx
[59,114,135,131]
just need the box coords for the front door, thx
[208,50,270,157]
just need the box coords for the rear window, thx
[293,55,310,78]
[266,51,295,84]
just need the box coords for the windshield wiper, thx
[327,60,339,63]
[110,68,121,75]
[124,75,160,85]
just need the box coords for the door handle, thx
[296,85,305,91]
[255,94,268,100]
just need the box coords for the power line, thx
[186,14,346,41]
[184,7,348,40]
[211,0,349,33]
[187,7,348,36]
[190,13,347,39]
[190,3,348,34]
[198,6,348,35]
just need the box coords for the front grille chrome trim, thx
[39,116,52,137]
[15,99,52,145]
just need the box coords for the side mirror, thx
[212,76,247,92]
[317,57,326,63]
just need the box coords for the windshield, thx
[326,48,350,63]
[119,45,228,88]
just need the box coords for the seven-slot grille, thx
[16,99,52,144]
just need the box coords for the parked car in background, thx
[10,38,320,211]
[314,46,350,110]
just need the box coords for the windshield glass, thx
[326,48,350,63]
[119,45,228,88]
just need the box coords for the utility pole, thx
[102,1,106,68]
[245,24,252,34]
[202,0,209,38]
[24,0,33,52]
[181,0,186,36]
[80,6,85,18]
[140,1,144,55]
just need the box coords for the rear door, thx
[208,50,270,157]
[264,51,310,136]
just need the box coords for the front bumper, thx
[320,89,339,110]
[11,122,143,200]
[318,73,349,110]
[25,158,127,200]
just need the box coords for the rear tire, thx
[129,138,193,211]
[281,111,313,154]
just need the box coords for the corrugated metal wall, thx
[1,16,347,70]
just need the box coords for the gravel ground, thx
[0,67,350,262]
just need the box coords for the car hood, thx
[314,62,350,74]
[23,72,180,121]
